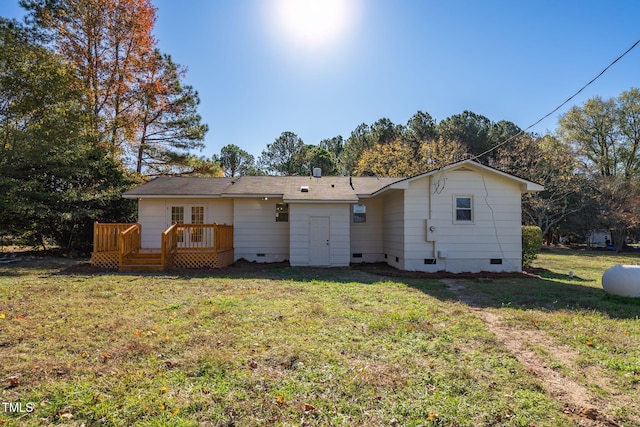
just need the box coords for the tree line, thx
[1,0,211,251]
[218,90,640,249]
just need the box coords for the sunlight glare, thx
[272,0,358,50]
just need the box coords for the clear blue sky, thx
[2,1,639,159]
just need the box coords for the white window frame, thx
[190,206,205,243]
[275,203,289,222]
[168,205,206,225]
[453,195,473,224]
[168,205,206,242]
[353,204,366,223]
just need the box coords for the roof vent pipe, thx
[313,168,322,178]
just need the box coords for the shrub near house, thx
[522,226,543,267]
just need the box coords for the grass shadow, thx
[413,268,640,320]
[44,256,640,320]
[0,257,82,277]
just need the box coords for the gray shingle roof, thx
[123,175,403,201]
[123,176,235,197]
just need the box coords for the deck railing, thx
[164,223,234,251]
[92,222,233,270]
[118,223,141,267]
[93,222,136,253]
[214,224,234,251]
[161,223,178,268]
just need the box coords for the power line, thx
[473,38,640,161]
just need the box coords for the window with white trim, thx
[191,206,204,224]
[454,196,473,222]
[353,204,366,223]
[171,206,185,242]
[171,206,184,224]
[276,203,289,222]
[191,206,205,242]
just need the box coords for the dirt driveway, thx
[441,279,632,427]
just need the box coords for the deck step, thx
[128,252,162,259]
[120,251,163,272]
[124,256,162,265]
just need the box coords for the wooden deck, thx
[91,222,234,272]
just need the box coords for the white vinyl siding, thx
[138,199,169,248]
[403,177,434,271]
[350,198,383,263]
[382,190,405,269]
[405,169,522,272]
[289,203,350,267]
[233,198,289,263]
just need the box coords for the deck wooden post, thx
[93,222,98,254]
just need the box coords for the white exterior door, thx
[309,216,330,266]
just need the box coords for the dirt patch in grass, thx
[442,278,632,427]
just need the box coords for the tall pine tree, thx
[0,19,135,250]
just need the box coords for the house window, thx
[191,206,204,242]
[353,204,366,223]
[171,206,184,224]
[171,206,185,242]
[276,203,289,222]
[454,196,473,222]
[191,206,204,224]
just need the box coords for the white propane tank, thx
[601,265,640,298]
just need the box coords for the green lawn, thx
[468,247,640,423]
[0,249,638,426]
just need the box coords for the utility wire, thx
[473,38,640,161]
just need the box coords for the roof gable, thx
[375,159,544,194]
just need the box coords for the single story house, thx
[119,159,543,273]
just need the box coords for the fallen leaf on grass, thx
[275,396,285,405]
[0,313,5,319]
[303,403,317,413]
[6,376,19,388]
[585,340,594,346]
[171,409,180,415]
[14,315,25,319]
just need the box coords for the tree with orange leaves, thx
[21,0,209,174]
